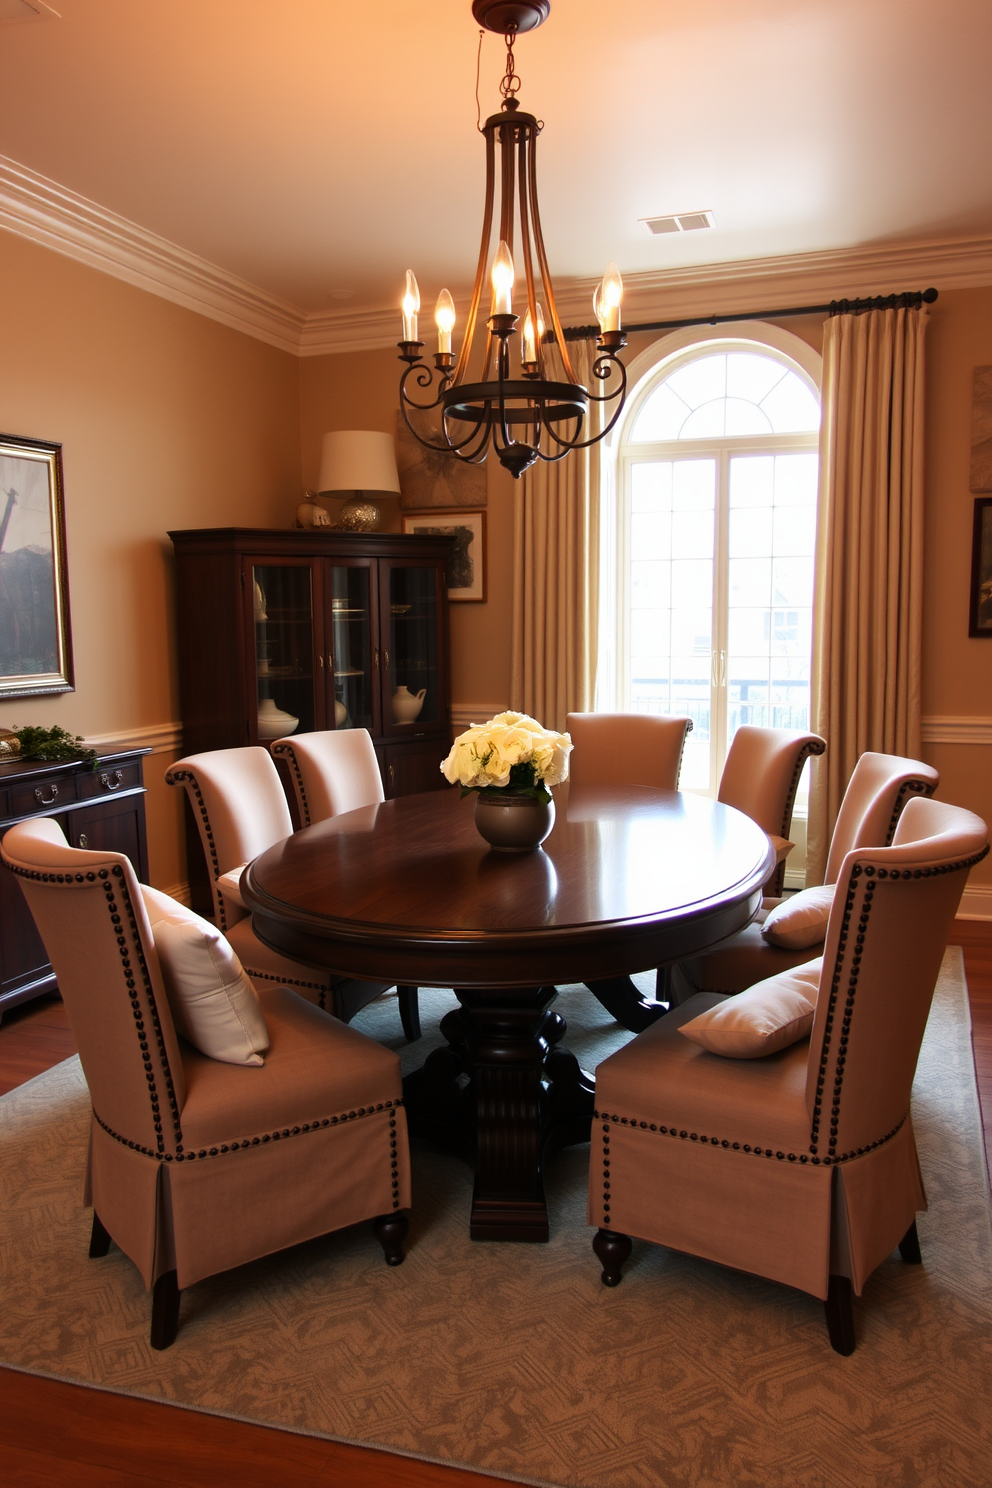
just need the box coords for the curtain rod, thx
[558,286,939,343]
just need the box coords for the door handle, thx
[719,649,727,687]
[383,649,390,671]
[373,648,379,670]
[318,655,324,670]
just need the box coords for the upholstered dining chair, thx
[1,817,411,1349]
[717,726,826,896]
[674,751,940,1001]
[165,747,399,1028]
[271,729,421,1040]
[566,711,693,790]
[564,711,694,1031]
[590,795,988,1354]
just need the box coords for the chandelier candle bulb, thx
[435,289,456,354]
[597,263,624,333]
[402,270,421,342]
[522,302,545,369]
[491,241,515,316]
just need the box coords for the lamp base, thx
[332,495,381,532]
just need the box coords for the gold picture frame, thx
[0,433,74,697]
[402,510,487,602]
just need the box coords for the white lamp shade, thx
[317,431,401,496]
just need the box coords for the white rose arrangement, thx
[440,711,573,804]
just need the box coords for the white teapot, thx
[392,685,426,724]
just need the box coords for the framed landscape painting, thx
[969,497,992,636]
[402,510,486,602]
[0,434,74,696]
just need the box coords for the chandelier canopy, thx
[398,0,627,480]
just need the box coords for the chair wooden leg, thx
[150,1270,181,1351]
[373,1211,409,1267]
[824,1274,856,1355]
[898,1219,923,1264]
[88,1211,112,1259]
[593,1228,632,1287]
[397,986,421,1042]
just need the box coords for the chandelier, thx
[397,0,627,480]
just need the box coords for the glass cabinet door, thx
[385,564,441,732]
[251,563,318,742]
[328,565,374,731]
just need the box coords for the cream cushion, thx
[761,884,835,950]
[679,959,821,1059]
[142,886,269,1067]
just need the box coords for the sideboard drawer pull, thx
[34,783,59,806]
[100,770,124,792]
[78,832,89,849]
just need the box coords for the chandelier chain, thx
[500,24,521,101]
[475,28,485,132]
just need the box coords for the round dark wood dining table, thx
[242,783,775,1243]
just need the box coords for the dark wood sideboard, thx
[0,749,150,1020]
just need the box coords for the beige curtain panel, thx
[511,340,603,732]
[807,305,928,883]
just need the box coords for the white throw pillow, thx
[679,960,821,1059]
[141,887,268,1066]
[760,884,835,950]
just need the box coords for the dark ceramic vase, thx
[473,790,555,852]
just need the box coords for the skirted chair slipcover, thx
[589,795,987,1352]
[1,817,412,1348]
[166,746,395,1026]
[675,751,940,1000]
[716,725,826,896]
[271,729,421,1039]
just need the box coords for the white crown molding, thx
[82,722,183,756]
[3,151,992,359]
[0,155,305,354]
[920,716,992,745]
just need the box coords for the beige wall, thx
[0,231,301,891]
[921,287,992,887]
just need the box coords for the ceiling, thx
[1,0,990,322]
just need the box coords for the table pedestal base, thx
[404,985,594,1242]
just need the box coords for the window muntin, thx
[629,352,820,443]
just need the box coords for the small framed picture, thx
[0,433,74,696]
[969,498,992,636]
[402,509,487,602]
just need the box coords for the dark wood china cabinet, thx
[168,525,453,793]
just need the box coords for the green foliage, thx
[14,725,98,770]
[468,762,552,805]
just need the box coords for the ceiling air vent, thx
[641,211,716,235]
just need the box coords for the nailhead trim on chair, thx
[271,742,311,827]
[93,1097,405,1162]
[242,966,329,1012]
[165,768,226,929]
[778,739,826,841]
[593,1109,907,1171]
[885,777,936,845]
[389,1111,401,1209]
[674,719,694,790]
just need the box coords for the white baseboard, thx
[957,884,992,920]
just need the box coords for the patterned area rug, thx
[2,953,991,1488]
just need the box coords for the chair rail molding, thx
[82,722,183,756]
[2,153,992,358]
[450,704,509,732]
[921,716,992,745]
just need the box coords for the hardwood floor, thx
[2,925,991,1487]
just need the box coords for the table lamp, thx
[317,430,401,531]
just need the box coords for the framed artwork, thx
[396,409,487,510]
[402,510,487,602]
[969,497,992,636]
[0,433,74,696]
[970,366,992,492]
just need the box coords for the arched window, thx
[607,326,821,794]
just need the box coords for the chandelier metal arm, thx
[542,355,628,453]
[517,129,541,370]
[454,125,497,388]
[526,128,576,385]
[398,364,489,457]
